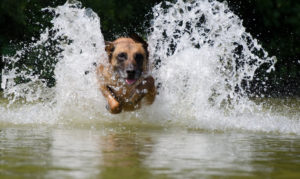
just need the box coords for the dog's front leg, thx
[97,64,122,114]
[143,76,156,105]
[100,85,122,114]
[128,76,156,105]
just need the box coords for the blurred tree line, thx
[0,0,299,96]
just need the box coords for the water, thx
[1,123,300,178]
[0,0,300,178]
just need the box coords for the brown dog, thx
[97,34,156,114]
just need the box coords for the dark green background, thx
[0,0,299,97]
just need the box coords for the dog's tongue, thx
[126,79,137,85]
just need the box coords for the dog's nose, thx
[126,70,135,75]
[126,70,136,79]
[126,63,135,71]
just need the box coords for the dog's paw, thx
[106,100,122,114]
[105,103,110,111]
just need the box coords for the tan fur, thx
[97,36,156,114]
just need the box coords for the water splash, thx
[1,1,108,124]
[148,0,275,112]
[0,0,299,134]
[145,0,299,133]
[47,2,106,119]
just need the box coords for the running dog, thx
[97,34,156,114]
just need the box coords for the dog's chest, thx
[109,83,134,99]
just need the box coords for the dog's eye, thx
[117,53,127,62]
[135,53,144,66]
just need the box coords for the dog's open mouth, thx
[126,71,138,85]
[126,78,137,85]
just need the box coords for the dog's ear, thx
[129,33,149,58]
[105,41,115,62]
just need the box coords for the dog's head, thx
[105,34,149,85]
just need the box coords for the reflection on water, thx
[48,129,102,178]
[0,127,52,178]
[1,125,300,178]
[145,132,255,177]
[99,131,155,178]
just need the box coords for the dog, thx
[97,34,156,114]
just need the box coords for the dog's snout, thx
[126,63,135,71]
[126,70,136,79]
[126,70,135,74]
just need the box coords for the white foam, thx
[0,0,299,134]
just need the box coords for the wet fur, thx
[97,34,156,114]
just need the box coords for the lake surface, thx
[1,114,300,178]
